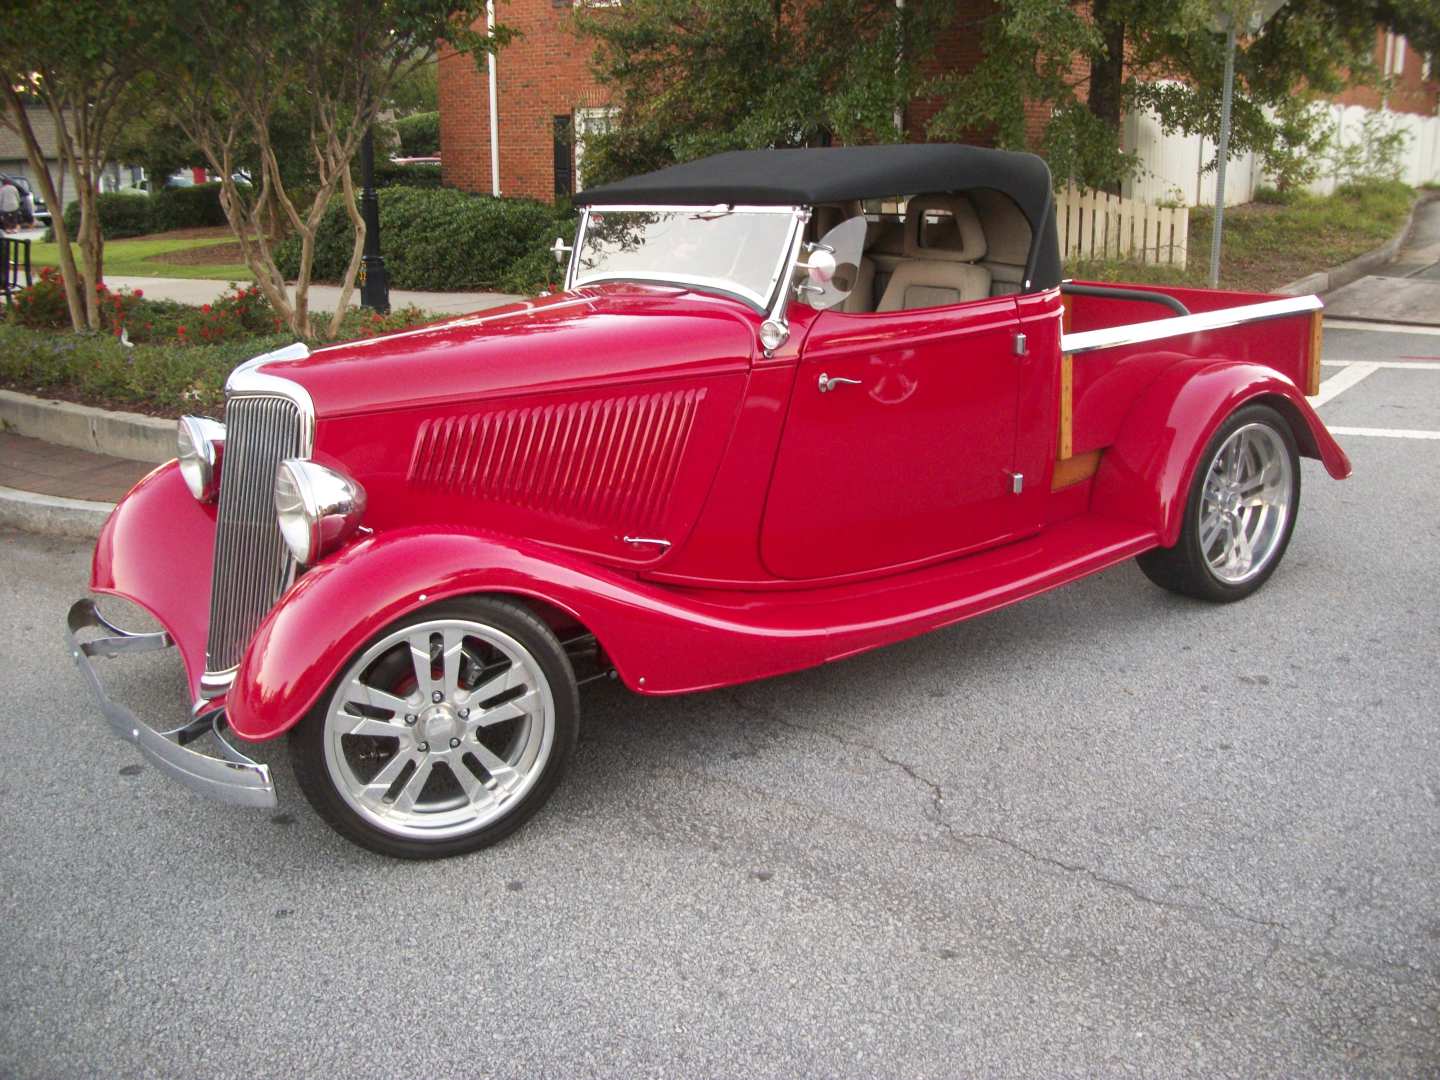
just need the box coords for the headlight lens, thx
[176,416,224,502]
[274,459,367,565]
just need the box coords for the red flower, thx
[134,289,143,298]
[202,304,211,313]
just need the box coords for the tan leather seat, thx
[876,194,992,311]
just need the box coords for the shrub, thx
[150,182,228,231]
[393,111,440,157]
[274,187,565,293]
[6,266,73,329]
[59,192,154,240]
[373,160,443,189]
[0,322,294,415]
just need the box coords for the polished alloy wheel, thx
[322,617,557,841]
[1197,422,1293,584]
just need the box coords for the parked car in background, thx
[68,144,1349,859]
[0,173,49,225]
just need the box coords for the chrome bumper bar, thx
[65,599,276,809]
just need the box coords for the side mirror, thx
[552,236,573,265]
[795,215,867,311]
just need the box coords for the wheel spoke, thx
[391,757,436,814]
[408,633,440,701]
[473,688,540,729]
[342,713,413,741]
[460,663,528,711]
[360,751,418,806]
[441,629,465,699]
[448,755,496,808]
[471,743,522,793]
[342,682,413,717]
[1199,511,1224,554]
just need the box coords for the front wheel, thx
[1137,403,1301,603]
[290,596,579,859]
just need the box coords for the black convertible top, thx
[574,144,1061,292]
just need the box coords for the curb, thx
[1275,190,1440,297]
[0,485,111,539]
[0,389,173,464]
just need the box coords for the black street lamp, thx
[358,127,390,313]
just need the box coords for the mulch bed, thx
[147,241,247,266]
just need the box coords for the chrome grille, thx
[204,394,305,678]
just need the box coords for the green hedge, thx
[373,160,443,189]
[393,111,440,157]
[59,192,153,240]
[274,186,571,293]
[150,183,227,231]
[57,182,227,240]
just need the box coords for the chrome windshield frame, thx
[566,204,807,318]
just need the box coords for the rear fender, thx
[225,527,824,741]
[1090,359,1350,547]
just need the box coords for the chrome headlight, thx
[274,459,367,565]
[177,416,225,502]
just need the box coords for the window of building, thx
[553,115,574,199]
[573,106,617,191]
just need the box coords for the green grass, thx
[1067,180,1416,293]
[31,235,254,282]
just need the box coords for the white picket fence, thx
[1055,184,1191,269]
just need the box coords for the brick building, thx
[438,3,612,202]
[439,5,1437,204]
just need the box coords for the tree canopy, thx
[580,0,1440,193]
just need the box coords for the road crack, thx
[724,689,1290,934]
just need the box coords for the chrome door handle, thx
[818,372,862,394]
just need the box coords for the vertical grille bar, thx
[204,394,304,676]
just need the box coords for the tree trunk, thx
[3,87,85,329]
[1087,0,1126,194]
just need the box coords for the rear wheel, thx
[290,596,579,859]
[1137,403,1300,603]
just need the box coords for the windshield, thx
[573,208,798,309]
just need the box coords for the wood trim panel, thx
[1307,310,1324,396]
[1051,449,1101,491]
[1058,353,1074,460]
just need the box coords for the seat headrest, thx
[903,194,987,262]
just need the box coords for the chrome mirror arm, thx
[759,206,810,358]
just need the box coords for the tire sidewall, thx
[290,596,580,860]
[1179,402,1302,601]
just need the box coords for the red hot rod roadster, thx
[67,144,1350,858]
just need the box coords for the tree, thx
[0,2,166,331]
[573,0,951,187]
[159,0,508,340]
[929,0,1440,191]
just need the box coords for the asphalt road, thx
[3,323,1438,1078]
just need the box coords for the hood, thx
[258,283,760,419]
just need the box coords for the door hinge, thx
[1013,332,1028,357]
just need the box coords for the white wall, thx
[1121,94,1440,207]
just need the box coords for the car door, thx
[760,295,1037,580]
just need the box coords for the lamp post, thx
[1207,0,1287,288]
[358,126,390,313]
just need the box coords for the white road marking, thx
[1322,360,1440,371]
[1324,319,1440,336]
[1309,362,1380,407]
[1328,426,1440,440]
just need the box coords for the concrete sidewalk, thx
[1319,197,1440,326]
[102,276,524,316]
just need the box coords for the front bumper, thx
[65,599,276,809]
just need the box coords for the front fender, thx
[225,527,826,741]
[1090,359,1350,547]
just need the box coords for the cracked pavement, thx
[3,326,1439,1077]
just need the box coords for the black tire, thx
[290,596,579,859]
[1137,403,1301,603]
